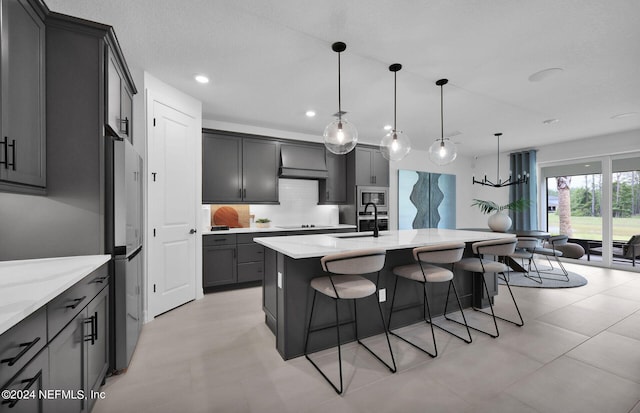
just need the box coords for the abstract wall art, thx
[398,169,456,229]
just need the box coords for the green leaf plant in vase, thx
[471,199,530,232]
[255,218,271,228]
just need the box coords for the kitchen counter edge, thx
[0,255,111,336]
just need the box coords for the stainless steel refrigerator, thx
[109,136,143,372]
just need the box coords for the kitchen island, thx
[254,228,515,360]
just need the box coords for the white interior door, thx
[148,100,197,317]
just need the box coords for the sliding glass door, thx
[541,155,640,270]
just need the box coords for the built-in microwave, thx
[357,186,388,211]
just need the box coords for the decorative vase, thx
[256,222,270,228]
[488,210,512,232]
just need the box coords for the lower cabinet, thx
[203,245,237,287]
[0,349,49,413]
[85,288,109,412]
[47,286,109,413]
[203,228,354,291]
[1,263,110,413]
[48,310,87,413]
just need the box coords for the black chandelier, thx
[472,133,529,187]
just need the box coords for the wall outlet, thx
[378,288,386,302]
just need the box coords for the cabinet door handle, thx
[120,117,129,135]
[326,191,329,200]
[238,188,242,198]
[0,137,7,168]
[84,313,96,345]
[8,139,15,170]
[0,137,14,170]
[66,296,86,309]
[243,188,247,198]
[0,337,41,366]
[1,371,42,408]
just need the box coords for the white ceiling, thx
[46,0,640,156]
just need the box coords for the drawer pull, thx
[1,371,42,408]
[91,276,108,284]
[0,337,41,367]
[214,239,226,242]
[66,296,87,309]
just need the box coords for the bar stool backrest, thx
[472,238,517,256]
[413,242,465,264]
[321,249,386,274]
[549,235,569,245]
[516,237,540,250]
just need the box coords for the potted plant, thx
[471,199,530,232]
[255,218,271,228]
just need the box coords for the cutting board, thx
[210,205,250,228]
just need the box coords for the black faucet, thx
[364,202,379,238]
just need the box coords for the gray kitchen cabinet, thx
[318,150,347,204]
[237,241,264,283]
[242,138,279,203]
[106,46,133,142]
[85,287,109,413]
[0,347,48,413]
[0,0,46,192]
[203,234,238,287]
[203,133,242,203]
[354,146,389,186]
[203,245,237,287]
[47,310,87,413]
[47,268,109,413]
[202,130,279,204]
[0,262,109,413]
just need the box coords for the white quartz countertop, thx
[202,224,356,235]
[254,228,516,259]
[0,255,111,336]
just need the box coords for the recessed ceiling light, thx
[305,110,316,118]
[584,164,591,167]
[528,68,564,82]
[543,118,559,125]
[383,125,392,131]
[611,112,638,119]
[194,75,209,84]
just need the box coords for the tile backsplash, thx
[202,179,339,229]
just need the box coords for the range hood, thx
[279,143,329,179]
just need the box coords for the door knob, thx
[189,229,197,234]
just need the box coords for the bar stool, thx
[509,237,543,283]
[304,249,396,395]
[456,238,522,338]
[388,242,472,358]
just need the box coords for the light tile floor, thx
[94,262,640,413]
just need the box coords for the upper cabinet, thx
[319,150,347,204]
[0,0,46,192]
[203,130,279,204]
[354,146,389,186]
[106,46,133,142]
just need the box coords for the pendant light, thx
[472,133,529,187]
[323,42,357,155]
[428,79,457,165]
[380,63,411,161]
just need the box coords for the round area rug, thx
[498,269,588,288]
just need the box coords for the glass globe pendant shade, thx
[428,138,457,165]
[323,118,358,155]
[380,130,411,161]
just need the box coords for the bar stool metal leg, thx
[440,280,473,343]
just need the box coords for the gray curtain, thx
[509,150,538,230]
